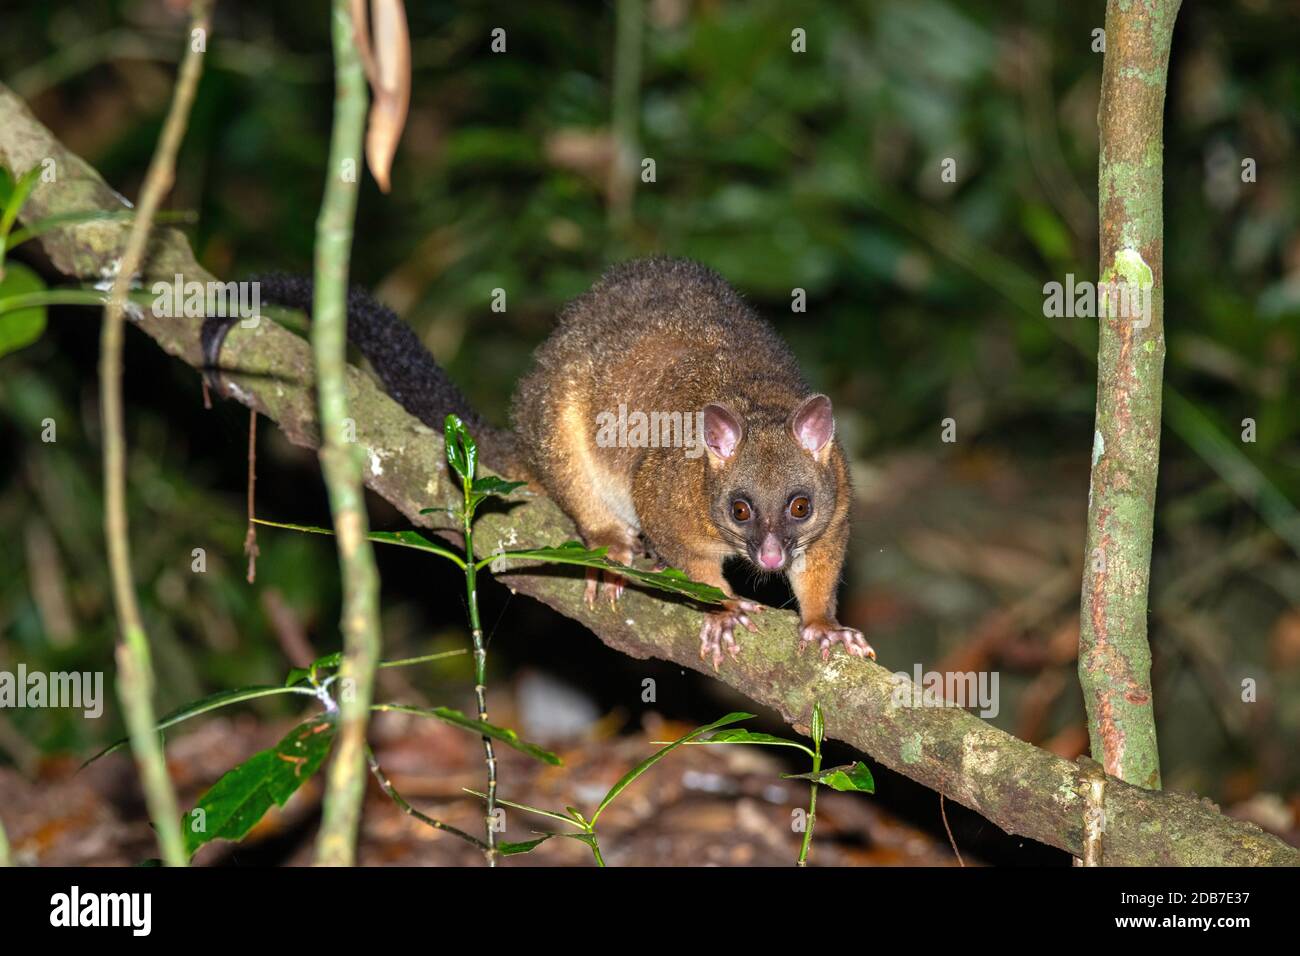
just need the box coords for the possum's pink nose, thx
[758,534,785,569]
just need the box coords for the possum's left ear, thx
[790,394,834,461]
[702,403,744,465]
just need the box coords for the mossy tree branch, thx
[1080,0,1182,791]
[1,82,1295,866]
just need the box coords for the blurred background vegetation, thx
[0,0,1297,863]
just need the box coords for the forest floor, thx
[0,703,960,867]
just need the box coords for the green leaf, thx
[311,651,343,671]
[548,830,600,849]
[463,790,583,827]
[287,648,468,686]
[564,806,590,827]
[373,704,562,766]
[5,208,195,251]
[1163,390,1300,558]
[509,828,603,863]
[254,518,466,568]
[590,712,754,826]
[1019,201,1072,263]
[375,649,469,670]
[83,685,314,766]
[262,510,718,608]
[499,836,553,856]
[486,541,608,564]
[0,167,14,205]
[466,475,525,512]
[0,167,40,241]
[0,288,163,319]
[471,475,527,498]
[811,702,825,750]
[183,717,336,856]
[444,413,476,482]
[0,262,47,358]
[0,166,39,278]
[783,761,875,794]
[480,541,727,605]
[677,728,814,758]
[543,829,605,863]
[614,564,726,603]
[284,651,342,687]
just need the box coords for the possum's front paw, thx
[583,541,635,609]
[798,620,875,662]
[698,599,762,671]
[584,566,627,608]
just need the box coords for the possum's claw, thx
[698,600,760,670]
[584,566,627,608]
[798,621,875,662]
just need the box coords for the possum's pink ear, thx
[791,394,835,459]
[702,403,743,463]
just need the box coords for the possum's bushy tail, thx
[205,272,521,476]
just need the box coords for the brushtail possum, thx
[205,258,872,668]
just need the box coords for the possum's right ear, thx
[702,403,743,465]
[790,394,835,463]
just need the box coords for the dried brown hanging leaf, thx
[350,0,410,193]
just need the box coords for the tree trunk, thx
[1079,0,1182,792]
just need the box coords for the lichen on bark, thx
[1079,0,1183,792]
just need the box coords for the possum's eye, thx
[731,499,753,522]
[788,495,811,520]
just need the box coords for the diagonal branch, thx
[1,83,1294,866]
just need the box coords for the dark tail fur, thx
[204,273,519,475]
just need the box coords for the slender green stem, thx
[0,288,167,319]
[589,834,606,868]
[2,289,100,312]
[797,746,821,866]
[365,745,488,850]
[99,0,211,869]
[0,813,10,866]
[0,168,38,275]
[1,289,108,313]
[6,209,195,250]
[607,0,642,235]
[377,649,467,670]
[312,0,382,867]
[462,487,499,865]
